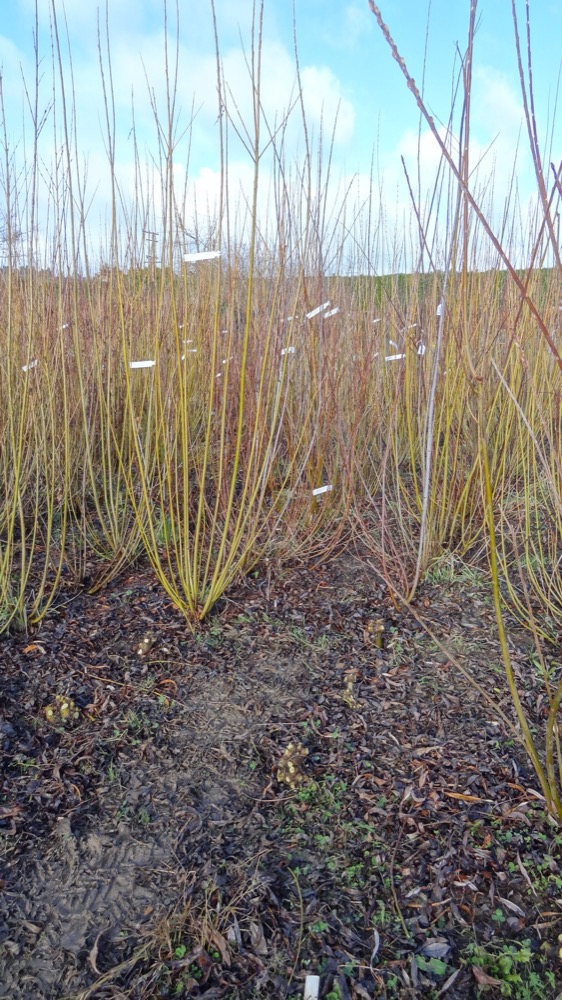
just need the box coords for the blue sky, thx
[1,1,561,268]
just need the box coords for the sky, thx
[0,0,561,270]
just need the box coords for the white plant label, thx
[417,343,426,356]
[281,346,295,356]
[22,359,38,372]
[324,307,340,318]
[385,353,406,362]
[437,301,444,317]
[306,301,330,320]
[304,976,320,1000]
[312,484,333,496]
[129,360,156,369]
[183,250,221,262]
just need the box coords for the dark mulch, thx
[0,546,561,999]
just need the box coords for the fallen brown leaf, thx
[207,927,232,966]
[249,920,268,955]
[443,791,486,803]
[472,965,502,987]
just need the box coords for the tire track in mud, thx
[0,657,306,999]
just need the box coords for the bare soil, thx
[1,546,561,998]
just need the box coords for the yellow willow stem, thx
[546,680,562,812]
[480,426,562,822]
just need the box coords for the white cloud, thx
[473,65,524,139]
[373,73,535,272]
[396,125,449,181]
[340,2,375,49]
[300,65,355,144]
